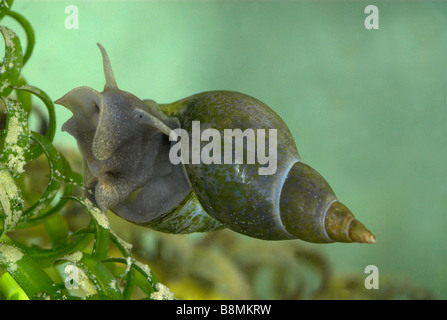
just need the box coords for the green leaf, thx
[58,251,122,300]
[0,242,64,299]
[19,153,76,228]
[19,132,63,221]
[14,86,56,160]
[0,163,24,234]
[66,197,111,261]
[6,231,94,268]
[0,0,14,21]
[122,268,135,300]
[0,97,30,177]
[0,272,29,300]
[6,11,35,65]
[44,213,69,244]
[0,25,22,96]
[103,257,160,298]
[13,77,32,113]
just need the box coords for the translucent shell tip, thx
[325,201,376,244]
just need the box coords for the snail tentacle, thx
[97,43,118,91]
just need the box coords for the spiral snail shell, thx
[55,44,375,244]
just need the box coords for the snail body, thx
[55,44,375,244]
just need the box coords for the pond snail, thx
[55,44,375,244]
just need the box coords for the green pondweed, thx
[0,1,170,300]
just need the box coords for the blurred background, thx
[4,0,446,299]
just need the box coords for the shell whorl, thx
[280,161,375,244]
[324,201,376,243]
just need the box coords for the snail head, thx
[55,43,177,212]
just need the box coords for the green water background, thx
[6,0,447,299]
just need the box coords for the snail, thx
[55,44,375,244]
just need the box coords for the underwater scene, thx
[0,0,446,300]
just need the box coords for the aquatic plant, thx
[0,0,170,300]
